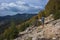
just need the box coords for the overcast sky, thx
[0,0,48,16]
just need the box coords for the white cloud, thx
[8,3,17,7]
[0,1,30,10]
[16,1,26,5]
[0,0,42,13]
[0,3,9,10]
[29,4,43,9]
[1,3,8,6]
[0,0,49,16]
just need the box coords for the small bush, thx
[0,34,4,40]
[53,11,60,20]
[19,22,30,32]
[27,37,32,40]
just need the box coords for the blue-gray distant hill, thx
[0,13,37,33]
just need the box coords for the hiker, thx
[41,16,45,28]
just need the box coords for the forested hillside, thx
[45,0,60,19]
[38,0,60,20]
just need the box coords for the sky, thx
[0,0,48,16]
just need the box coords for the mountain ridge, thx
[0,13,37,34]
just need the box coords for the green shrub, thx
[3,20,19,40]
[0,34,4,40]
[53,11,60,20]
[19,22,30,32]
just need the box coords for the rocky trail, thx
[14,15,60,40]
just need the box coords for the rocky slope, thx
[14,15,60,40]
[14,0,60,40]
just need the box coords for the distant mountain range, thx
[0,13,37,33]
